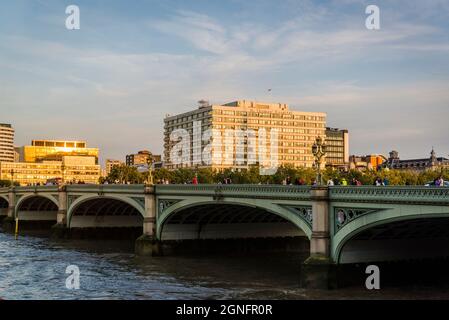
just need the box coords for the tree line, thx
[99,164,449,186]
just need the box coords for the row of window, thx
[213,110,325,121]
[31,141,87,148]
[165,112,212,124]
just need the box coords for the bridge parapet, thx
[65,184,147,195]
[14,186,59,193]
[155,184,312,200]
[329,186,449,205]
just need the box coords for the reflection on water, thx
[1,231,449,300]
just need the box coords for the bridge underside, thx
[71,198,143,228]
[16,196,58,229]
[69,198,143,239]
[162,204,306,241]
[340,218,449,264]
[0,198,7,217]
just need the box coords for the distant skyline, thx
[1,0,449,164]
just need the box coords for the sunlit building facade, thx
[105,159,125,175]
[0,156,100,186]
[349,154,386,171]
[164,100,327,170]
[2,139,101,185]
[126,150,162,167]
[0,124,15,163]
[17,140,99,164]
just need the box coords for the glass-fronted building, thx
[17,140,99,163]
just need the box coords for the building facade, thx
[105,159,125,175]
[325,127,349,169]
[349,154,386,171]
[383,149,449,171]
[164,100,327,170]
[0,124,15,163]
[17,140,99,163]
[0,156,100,185]
[1,139,101,185]
[126,150,162,167]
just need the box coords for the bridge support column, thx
[301,186,336,289]
[2,189,16,231]
[51,187,68,238]
[135,186,162,256]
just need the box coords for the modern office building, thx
[105,159,125,175]
[17,140,99,164]
[126,150,162,167]
[164,100,327,170]
[0,124,15,163]
[325,127,349,169]
[2,139,101,185]
[0,156,100,185]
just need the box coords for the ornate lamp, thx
[146,156,154,185]
[312,136,327,186]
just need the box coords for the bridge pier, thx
[300,186,336,289]
[135,186,163,256]
[51,186,69,238]
[2,189,16,231]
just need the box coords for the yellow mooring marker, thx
[15,217,19,240]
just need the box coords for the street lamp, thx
[312,136,327,186]
[10,169,15,187]
[146,156,154,185]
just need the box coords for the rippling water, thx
[2,230,449,300]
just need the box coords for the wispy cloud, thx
[1,1,449,162]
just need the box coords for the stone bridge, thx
[1,184,449,287]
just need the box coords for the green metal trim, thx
[279,205,313,228]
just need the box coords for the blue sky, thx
[1,0,449,165]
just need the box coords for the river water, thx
[2,231,449,300]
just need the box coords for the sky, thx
[1,0,449,166]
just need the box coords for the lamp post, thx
[312,136,327,186]
[146,156,154,185]
[10,169,15,187]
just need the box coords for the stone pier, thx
[51,186,69,238]
[300,186,336,289]
[2,190,16,231]
[135,186,163,256]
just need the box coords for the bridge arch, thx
[333,207,449,264]
[0,196,8,207]
[15,193,59,213]
[0,196,8,216]
[0,194,8,204]
[67,195,145,229]
[157,198,312,241]
[14,194,59,224]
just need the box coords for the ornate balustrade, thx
[155,184,312,201]
[329,186,449,205]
